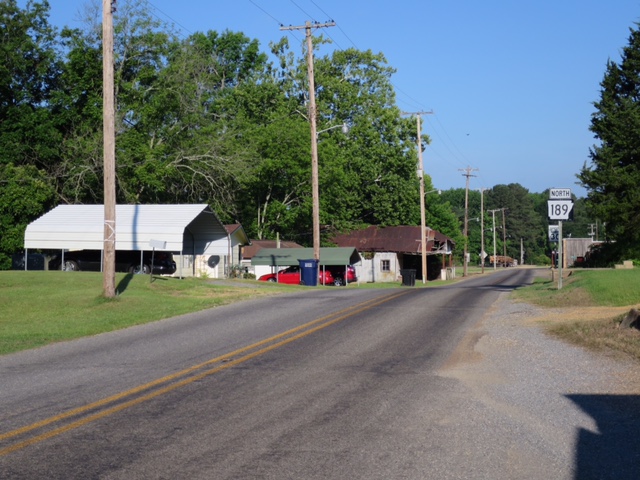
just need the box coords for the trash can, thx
[298,259,319,286]
[400,268,416,287]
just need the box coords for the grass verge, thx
[512,269,640,362]
[0,271,297,356]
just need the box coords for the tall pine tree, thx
[579,23,640,259]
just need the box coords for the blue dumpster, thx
[298,259,319,286]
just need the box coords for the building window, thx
[381,259,390,272]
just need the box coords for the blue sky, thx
[46,1,640,197]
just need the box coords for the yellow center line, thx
[0,290,409,455]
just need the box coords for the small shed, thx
[23,204,230,276]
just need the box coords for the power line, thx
[460,166,478,277]
[248,0,285,26]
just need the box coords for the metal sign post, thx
[557,221,563,290]
[548,188,573,290]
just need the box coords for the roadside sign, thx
[548,200,574,220]
[549,188,572,200]
[548,225,559,242]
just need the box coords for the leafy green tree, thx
[0,0,61,168]
[484,184,546,264]
[423,178,463,250]
[234,38,425,243]
[0,164,56,268]
[579,23,640,260]
[314,47,420,232]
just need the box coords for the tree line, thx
[2,1,634,270]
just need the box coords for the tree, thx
[579,23,640,259]
[0,0,61,169]
[234,39,424,244]
[0,164,56,268]
[484,184,546,264]
[314,47,420,232]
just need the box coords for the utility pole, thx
[102,0,116,298]
[501,208,508,260]
[488,209,500,270]
[459,166,478,276]
[402,111,432,284]
[281,21,335,262]
[479,188,485,274]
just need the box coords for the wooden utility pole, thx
[102,0,116,297]
[402,111,432,284]
[459,166,478,276]
[281,21,335,262]
[480,187,485,274]
[488,209,500,270]
[501,208,508,260]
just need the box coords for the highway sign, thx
[548,225,559,242]
[548,200,574,220]
[549,188,572,200]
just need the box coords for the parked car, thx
[258,265,334,285]
[325,265,357,286]
[49,250,177,275]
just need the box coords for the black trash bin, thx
[400,268,416,287]
[298,259,319,286]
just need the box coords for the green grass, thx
[514,269,640,307]
[0,271,294,355]
[5,268,639,361]
[0,269,439,355]
[512,268,640,361]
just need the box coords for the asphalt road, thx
[0,268,566,479]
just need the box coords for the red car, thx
[258,265,334,285]
[325,265,357,286]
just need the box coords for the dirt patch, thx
[523,306,631,326]
[441,298,640,395]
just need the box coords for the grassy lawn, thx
[3,268,639,361]
[0,271,300,355]
[0,268,443,355]
[512,269,640,362]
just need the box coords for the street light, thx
[311,122,350,262]
[317,122,349,137]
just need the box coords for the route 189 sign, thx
[548,188,573,220]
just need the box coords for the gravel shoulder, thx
[438,292,640,479]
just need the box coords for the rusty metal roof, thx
[332,225,454,254]
[241,239,304,259]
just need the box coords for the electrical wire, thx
[144,0,193,39]
[145,0,473,190]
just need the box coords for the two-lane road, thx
[1,269,539,478]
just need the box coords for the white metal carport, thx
[23,204,230,276]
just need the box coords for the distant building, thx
[241,239,304,278]
[563,237,597,268]
[332,225,455,282]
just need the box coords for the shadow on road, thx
[567,394,640,479]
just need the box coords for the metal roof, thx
[242,239,304,259]
[250,247,361,266]
[24,204,228,254]
[331,225,455,254]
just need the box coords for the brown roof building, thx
[332,225,455,282]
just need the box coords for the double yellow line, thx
[0,290,409,456]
